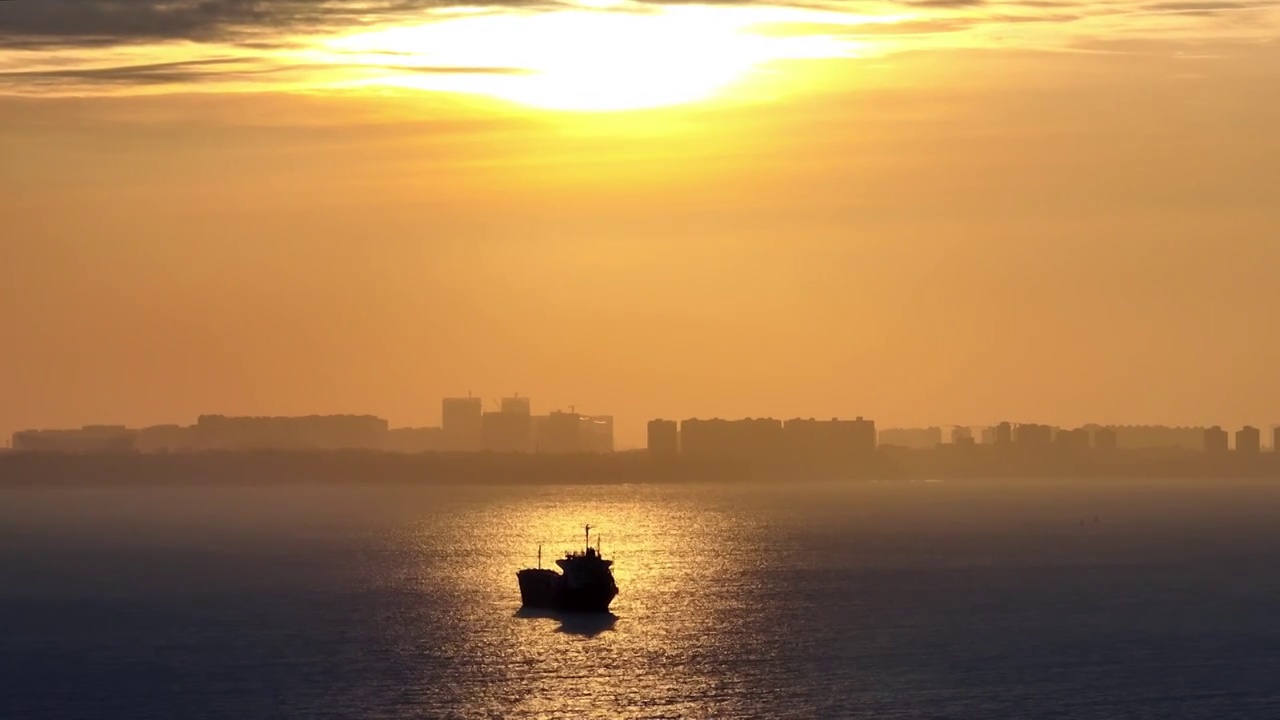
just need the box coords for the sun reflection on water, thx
[392,486,778,716]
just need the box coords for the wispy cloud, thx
[0,57,530,89]
[0,0,553,45]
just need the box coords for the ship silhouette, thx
[517,525,618,613]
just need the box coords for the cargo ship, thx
[517,525,618,613]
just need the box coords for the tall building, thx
[1236,426,1261,454]
[442,397,482,451]
[849,416,876,453]
[647,419,679,456]
[501,396,531,416]
[951,426,975,445]
[482,397,533,453]
[1204,426,1229,454]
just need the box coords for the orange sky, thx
[2,1,1278,446]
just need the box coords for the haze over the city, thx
[3,0,1278,448]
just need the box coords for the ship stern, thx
[516,569,561,608]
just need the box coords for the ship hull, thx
[556,584,617,613]
[517,569,561,608]
[517,569,616,613]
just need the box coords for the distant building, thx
[582,416,614,453]
[1274,426,1280,452]
[136,424,193,452]
[1054,428,1090,451]
[878,427,943,449]
[1093,427,1118,451]
[534,412,579,454]
[12,425,138,453]
[679,416,872,459]
[647,419,679,456]
[482,413,532,453]
[680,418,784,458]
[442,397,482,452]
[951,426,975,445]
[783,417,876,457]
[532,411,611,454]
[848,416,877,453]
[1095,425,1205,450]
[994,422,1013,445]
[1235,426,1261,454]
[1014,423,1053,447]
[1204,426,1229,454]
[385,427,445,453]
[193,414,388,450]
[501,396,531,416]
[482,398,533,453]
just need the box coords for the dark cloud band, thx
[3,0,1275,51]
[0,0,563,47]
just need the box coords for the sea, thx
[2,478,1279,719]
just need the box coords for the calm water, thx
[3,478,1280,719]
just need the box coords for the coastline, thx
[2,447,1279,487]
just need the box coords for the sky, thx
[2,0,1278,447]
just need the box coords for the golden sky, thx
[1,0,1278,446]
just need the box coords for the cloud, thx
[0,0,1072,48]
[0,57,250,86]
[904,0,985,7]
[0,0,562,47]
[1,0,1277,98]
[0,57,531,89]
[755,17,977,35]
[1143,0,1262,13]
[1147,1,1252,9]
[2,0,1275,49]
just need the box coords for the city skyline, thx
[8,403,1280,452]
[8,399,1280,453]
[9,411,1280,489]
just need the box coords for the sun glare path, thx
[313,6,895,112]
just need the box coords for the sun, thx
[312,6,874,112]
[320,9,770,112]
